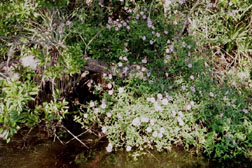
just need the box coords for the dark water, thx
[0,135,249,168]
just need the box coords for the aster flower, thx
[157,94,163,100]
[243,108,248,114]
[142,58,147,63]
[132,118,141,126]
[186,104,192,110]
[178,118,184,126]
[190,75,194,80]
[209,92,215,97]
[158,132,163,138]
[106,143,113,152]
[126,146,132,152]
[153,131,158,137]
[107,83,112,89]
[118,87,124,93]
[146,127,152,133]
[182,42,186,47]
[102,127,107,134]
[66,20,72,26]
[150,119,155,126]
[107,112,112,118]
[108,90,113,95]
[149,40,154,45]
[123,56,128,61]
[83,113,88,118]
[141,117,149,123]
[160,127,165,134]
[101,103,107,109]
[90,101,95,107]
[142,36,146,40]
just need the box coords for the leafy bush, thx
[0,0,251,162]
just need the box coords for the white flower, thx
[142,36,146,40]
[243,108,248,114]
[186,104,192,110]
[106,143,113,152]
[109,74,113,79]
[141,117,149,123]
[108,90,113,95]
[83,113,88,118]
[182,42,186,47]
[188,64,192,68]
[94,108,99,114]
[118,87,124,93]
[160,127,165,134]
[171,110,176,117]
[107,112,112,118]
[142,58,147,64]
[90,101,95,107]
[20,56,39,70]
[107,83,112,89]
[166,48,170,53]
[146,127,152,133]
[178,111,184,117]
[161,98,168,105]
[177,117,184,126]
[118,62,123,67]
[102,127,107,134]
[164,30,168,34]
[190,101,195,106]
[123,56,128,61]
[153,131,158,137]
[157,94,163,100]
[141,67,146,72]
[87,82,92,88]
[150,119,155,126]
[117,113,122,119]
[101,103,107,109]
[154,103,163,112]
[132,118,141,126]
[190,75,194,80]
[209,92,215,97]
[126,146,132,152]
[158,132,163,138]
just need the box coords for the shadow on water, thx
[0,132,250,168]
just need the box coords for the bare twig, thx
[178,0,203,39]
[84,28,104,56]
[65,129,90,144]
[61,125,89,148]
[148,0,155,19]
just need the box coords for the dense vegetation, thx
[0,0,251,162]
